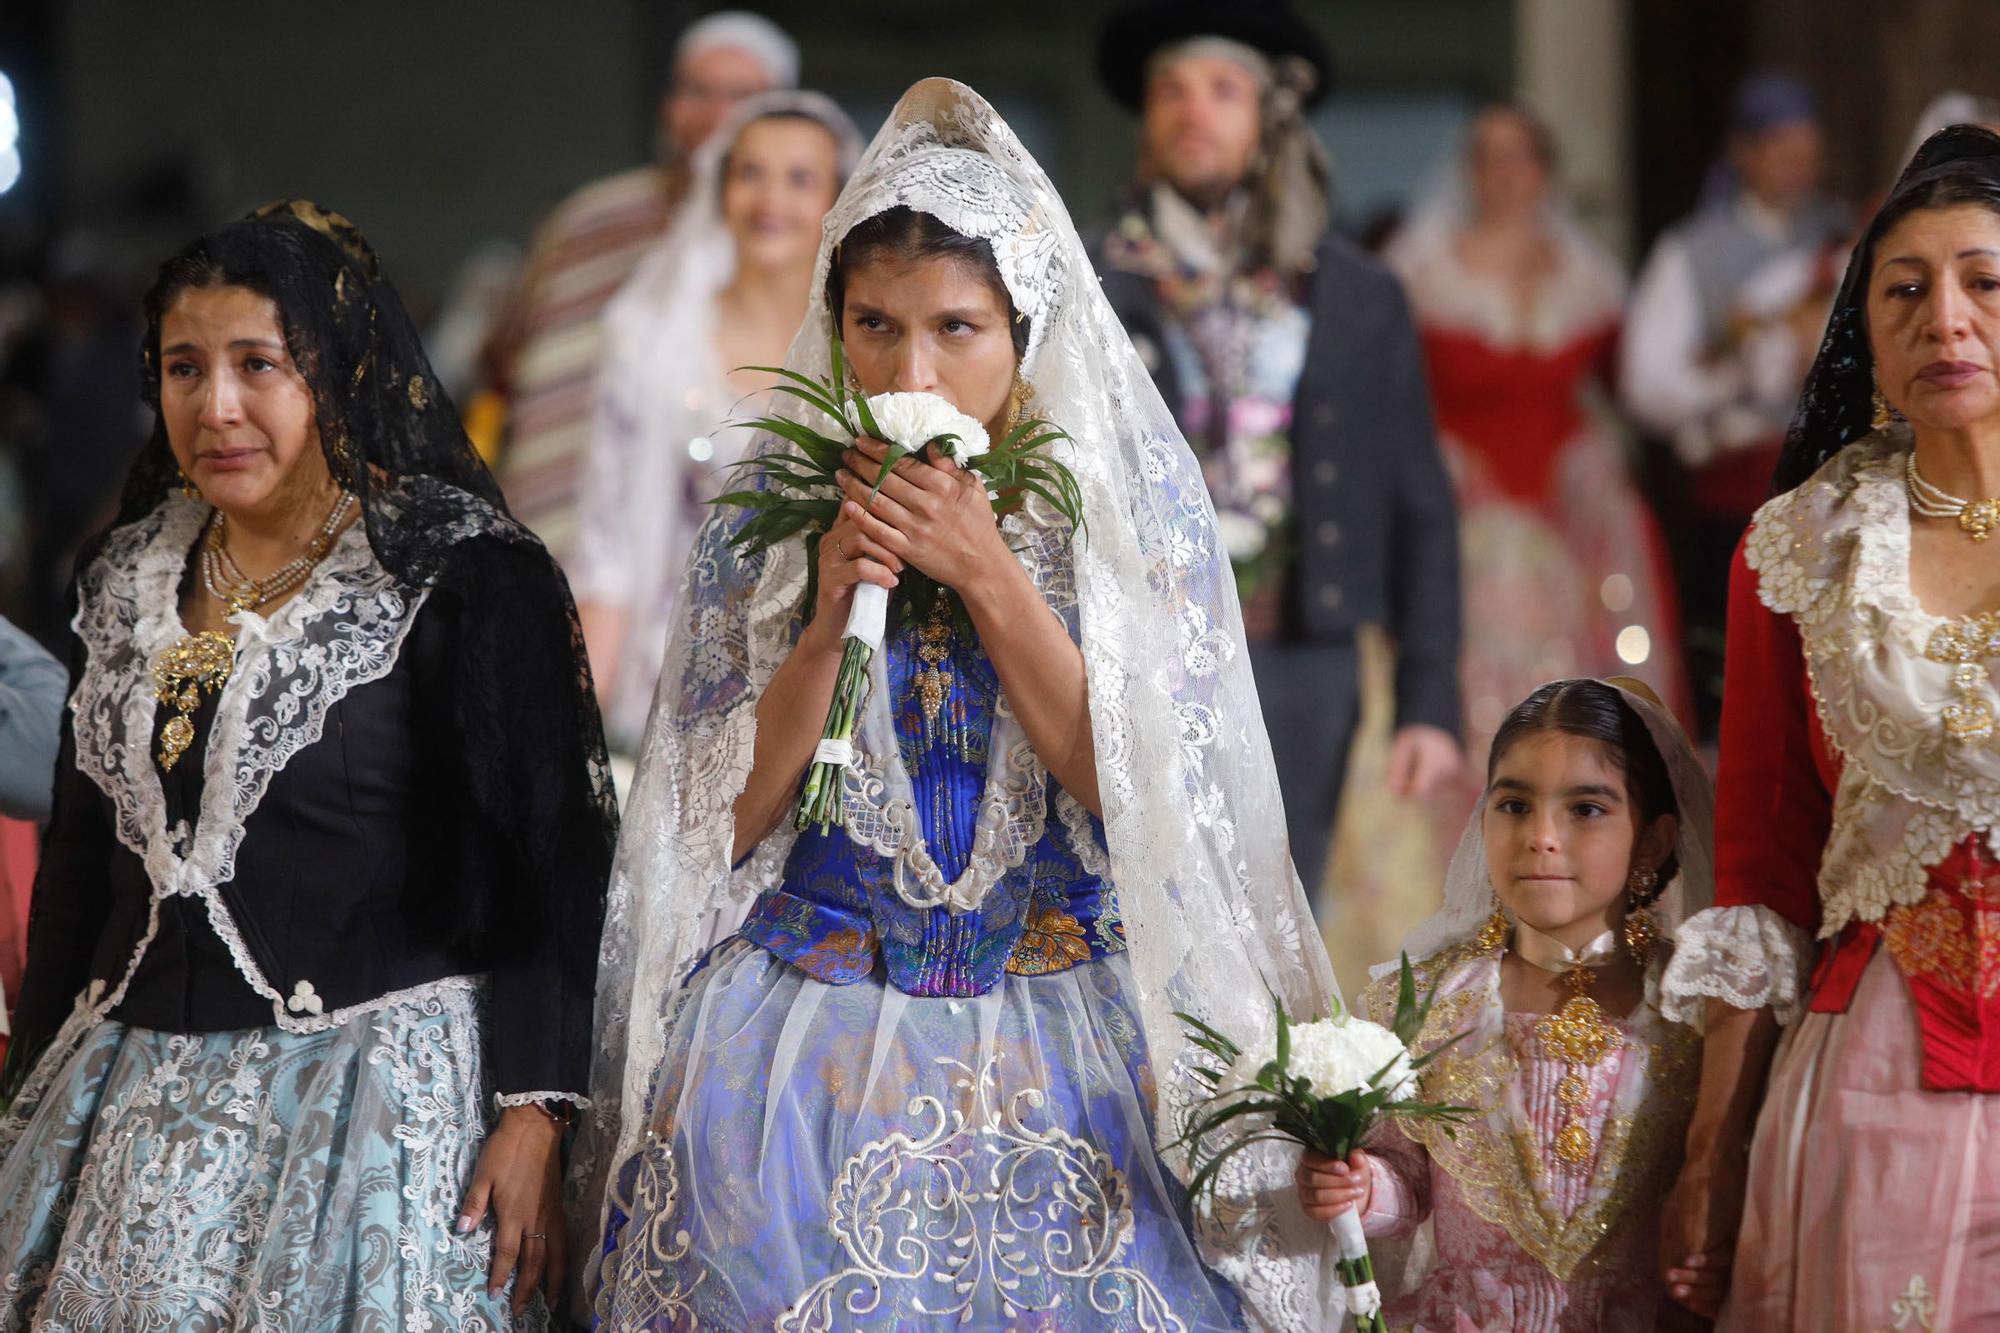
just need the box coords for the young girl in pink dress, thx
[1298,678,1711,1331]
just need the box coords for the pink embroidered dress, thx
[1357,944,1700,1332]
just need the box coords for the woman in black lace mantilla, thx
[0,200,615,1331]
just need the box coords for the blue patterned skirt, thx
[0,982,541,1332]
[592,941,1244,1331]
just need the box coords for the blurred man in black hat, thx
[1094,1,1463,904]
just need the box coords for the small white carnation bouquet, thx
[1176,957,1470,1332]
[716,334,1083,832]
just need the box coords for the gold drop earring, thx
[1872,383,1893,431]
[1622,865,1661,964]
[178,466,200,501]
[1005,371,1033,434]
[1475,896,1509,952]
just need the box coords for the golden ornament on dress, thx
[1475,905,1509,952]
[152,630,235,770]
[914,589,955,730]
[1922,609,2000,744]
[1533,967,1622,1167]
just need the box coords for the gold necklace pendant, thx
[1532,967,1621,1169]
[152,630,235,771]
[1962,500,2000,543]
[913,589,955,731]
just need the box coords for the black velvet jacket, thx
[7,509,611,1106]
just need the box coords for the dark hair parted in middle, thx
[1487,679,1681,890]
[826,205,1030,359]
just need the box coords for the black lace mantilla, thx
[1775,125,2000,494]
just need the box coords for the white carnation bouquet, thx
[1177,957,1470,1332]
[717,334,1083,831]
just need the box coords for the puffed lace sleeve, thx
[1661,538,1826,1028]
[1662,906,1813,1028]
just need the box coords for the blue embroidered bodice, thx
[741,588,1121,998]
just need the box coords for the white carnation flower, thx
[1226,1015,1417,1104]
[850,391,990,465]
[1297,1016,1418,1102]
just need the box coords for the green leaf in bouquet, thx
[763,382,849,429]
[708,489,808,512]
[725,452,841,495]
[1173,1011,1245,1066]
[829,334,851,407]
[849,389,884,441]
[736,417,849,471]
[740,363,849,428]
[730,501,839,556]
[1393,951,1421,1042]
[1185,1130,1296,1205]
[866,443,915,501]
[801,530,822,624]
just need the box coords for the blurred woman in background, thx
[574,92,859,754]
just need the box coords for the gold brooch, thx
[1924,612,2000,745]
[152,631,235,771]
[914,589,954,731]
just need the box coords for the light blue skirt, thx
[592,941,1244,1331]
[0,982,542,1332]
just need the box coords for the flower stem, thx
[795,637,873,833]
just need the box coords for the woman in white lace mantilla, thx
[577,79,1340,1330]
[574,91,861,754]
[0,202,617,1331]
[1658,126,2000,1330]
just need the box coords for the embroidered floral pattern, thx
[0,986,530,1332]
[1007,904,1093,976]
[777,1055,1183,1332]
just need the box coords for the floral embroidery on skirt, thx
[0,986,540,1332]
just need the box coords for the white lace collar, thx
[66,495,434,1031]
[1745,429,2000,933]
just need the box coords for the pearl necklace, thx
[201,492,355,613]
[1906,453,2000,542]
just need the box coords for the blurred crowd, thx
[1,4,1996,957]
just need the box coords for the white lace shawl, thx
[577,78,1341,1329]
[1664,429,1997,1024]
[10,497,477,1115]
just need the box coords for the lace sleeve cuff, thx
[493,1090,593,1115]
[1661,905,1813,1028]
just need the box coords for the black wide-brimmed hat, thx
[1097,0,1333,110]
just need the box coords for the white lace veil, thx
[576,77,1341,1325]
[1380,678,1716,978]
